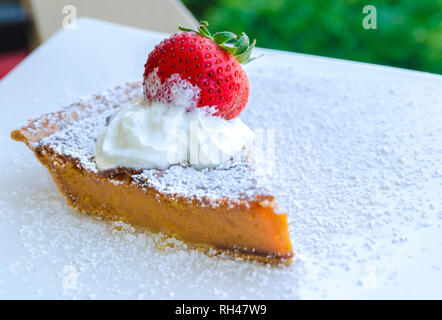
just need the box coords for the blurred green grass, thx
[182,0,442,74]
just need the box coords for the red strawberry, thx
[143,21,257,120]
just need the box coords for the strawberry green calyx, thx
[178,21,257,64]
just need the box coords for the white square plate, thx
[1,18,441,299]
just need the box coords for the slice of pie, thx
[11,82,293,264]
[12,22,293,264]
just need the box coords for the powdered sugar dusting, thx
[244,64,442,297]
[29,82,268,207]
[132,157,267,206]
[144,68,200,110]
[29,82,142,172]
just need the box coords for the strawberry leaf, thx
[213,32,237,45]
[235,39,256,64]
[235,33,250,55]
[178,21,259,64]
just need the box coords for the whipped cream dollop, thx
[95,97,255,170]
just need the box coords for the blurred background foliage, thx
[182,0,442,74]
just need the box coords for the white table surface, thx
[0,17,441,299]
